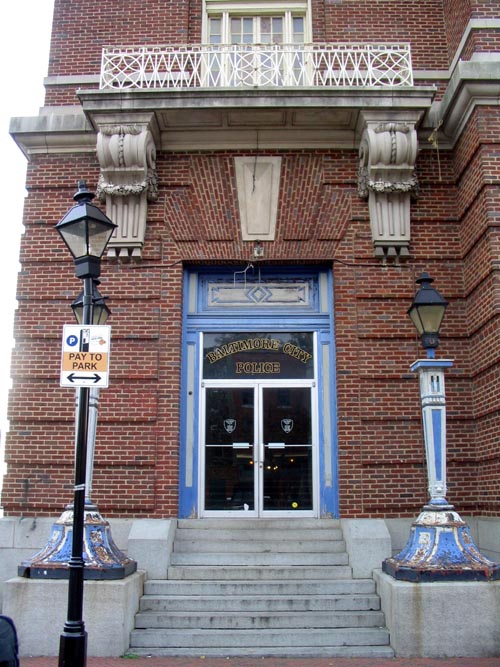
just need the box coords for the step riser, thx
[144,580,376,596]
[177,518,340,530]
[128,647,394,658]
[175,529,344,541]
[140,596,381,612]
[130,627,390,648]
[174,539,345,552]
[135,611,386,629]
[167,565,353,580]
[170,553,349,566]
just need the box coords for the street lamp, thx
[407,272,448,354]
[383,273,500,581]
[56,181,116,667]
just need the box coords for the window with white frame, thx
[203,0,311,86]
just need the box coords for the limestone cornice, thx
[80,86,435,152]
[9,109,95,158]
[424,60,500,149]
[10,86,435,154]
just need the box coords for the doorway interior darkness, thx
[179,265,338,518]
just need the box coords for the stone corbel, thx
[358,112,420,260]
[96,113,159,258]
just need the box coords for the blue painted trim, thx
[431,408,443,483]
[411,359,454,371]
[179,272,200,518]
[318,270,339,518]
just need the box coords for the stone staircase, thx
[129,518,393,657]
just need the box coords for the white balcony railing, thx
[100,43,413,90]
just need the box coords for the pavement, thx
[21,657,500,667]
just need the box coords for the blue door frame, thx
[178,265,339,518]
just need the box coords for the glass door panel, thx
[261,387,313,511]
[202,382,315,516]
[204,387,256,512]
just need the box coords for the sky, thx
[0,1,55,487]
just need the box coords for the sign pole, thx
[59,276,93,667]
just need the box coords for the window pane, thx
[231,17,241,43]
[243,17,253,34]
[293,16,304,43]
[209,18,222,44]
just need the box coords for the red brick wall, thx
[3,0,500,519]
[3,138,493,518]
[455,106,500,515]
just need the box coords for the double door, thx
[202,382,316,516]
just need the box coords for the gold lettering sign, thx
[206,337,281,363]
[203,333,314,380]
[235,362,281,374]
[206,337,311,365]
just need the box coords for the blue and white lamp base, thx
[18,504,137,580]
[383,507,500,581]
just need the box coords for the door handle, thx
[259,442,264,469]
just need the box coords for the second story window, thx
[204,1,310,86]
[208,14,305,46]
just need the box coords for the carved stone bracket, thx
[358,111,421,260]
[95,113,159,258]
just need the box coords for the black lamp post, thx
[407,271,448,355]
[55,181,116,667]
[71,281,110,327]
[72,281,109,509]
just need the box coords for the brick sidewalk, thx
[21,657,500,667]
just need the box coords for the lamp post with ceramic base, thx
[383,272,500,582]
[19,275,136,583]
[55,181,117,667]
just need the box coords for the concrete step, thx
[135,610,387,630]
[169,551,349,566]
[167,565,353,580]
[130,627,391,649]
[131,519,392,658]
[128,646,395,658]
[140,593,381,612]
[174,528,344,541]
[144,578,376,596]
[177,518,340,530]
[173,538,346,552]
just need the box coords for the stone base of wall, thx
[1,515,499,657]
[375,569,500,657]
[2,571,144,657]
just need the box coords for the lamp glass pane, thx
[412,304,445,334]
[60,220,89,259]
[408,306,424,335]
[87,220,115,258]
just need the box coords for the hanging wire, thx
[233,262,254,287]
[428,119,443,182]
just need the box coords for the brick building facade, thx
[3,0,500,524]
